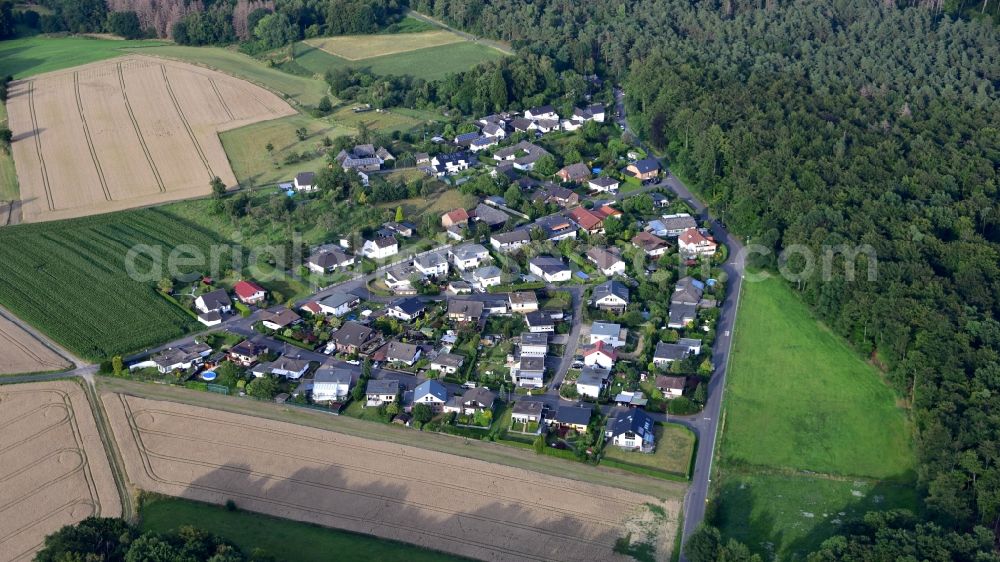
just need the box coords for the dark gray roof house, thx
[554,405,593,427]
[606,409,654,441]
[591,280,630,303]
[366,379,400,396]
[473,203,510,228]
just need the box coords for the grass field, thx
[141,496,468,562]
[377,187,477,221]
[220,113,353,186]
[306,30,463,60]
[713,276,915,559]
[0,102,17,201]
[721,277,913,477]
[330,105,426,134]
[0,35,168,78]
[713,474,918,559]
[292,40,506,81]
[0,208,223,360]
[603,423,696,477]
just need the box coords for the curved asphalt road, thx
[614,88,747,558]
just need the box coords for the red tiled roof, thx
[233,280,266,299]
[679,228,714,246]
[300,301,322,314]
[583,340,617,360]
[568,207,604,231]
[444,208,470,222]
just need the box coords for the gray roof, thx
[592,280,629,303]
[386,340,419,362]
[559,162,591,181]
[512,400,544,416]
[521,332,548,346]
[198,289,231,310]
[415,379,448,402]
[529,256,568,275]
[366,379,399,395]
[433,353,465,368]
[668,303,698,326]
[525,311,555,327]
[331,321,373,347]
[587,247,623,270]
[493,141,551,165]
[661,214,697,231]
[309,248,353,268]
[452,243,489,261]
[589,176,619,187]
[473,265,502,280]
[492,229,531,244]
[474,203,510,226]
[314,366,353,385]
[448,299,484,318]
[555,405,592,426]
[654,341,692,361]
[320,292,358,309]
[527,104,556,115]
[460,387,497,408]
[630,158,661,174]
[414,251,447,269]
[295,171,315,185]
[390,297,425,316]
[672,277,705,304]
[678,337,703,349]
[519,356,545,371]
[590,322,621,338]
[577,368,607,388]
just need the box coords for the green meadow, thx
[292,40,506,81]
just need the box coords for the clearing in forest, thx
[6,55,295,223]
[105,394,679,562]
[305,30,464,60]
[0,381,121,562]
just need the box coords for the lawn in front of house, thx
[603,423,695,477]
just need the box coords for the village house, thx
[328,321,374,354]
[384,340,421,366]
[413,379,448,412]
[678,228,718,257]
[653,341,697,366]
[668,277,704,328]
[312,365,353,402]
[228,340,264,367]
[386,297,426,321]
[316,292,360,317]
[293,171,316,192]
[626,158,661,181]
[195,289,232,315]
[614,390,648,408]
[632,231,670,257]
[589,322,625,347]
[511,400,545,426]
[524,104,559,121]
[655,375,687,398]
[450,243,490,271]
[552,406,592,432]
[586,247,626,276]
[383,221,415,238]
[447,299,485,323]
[336,144,394,172]
[569,207,606,235]
[493,141,552,171]
[430,352,465,375]
[509,291,539,313]
[361,237,398,260]
[557,162,592,183]
[427,152,471,177]
[447,280,473,295]
[471,265,502,291]
[384,263,419,295]
[261,308,301,331]
[414,251,449,277]
[590,280,630,312]
[605,409,655,452]
[454,131,480,147]
[659,213,698,237]
[470,135,499,152]
[588,176,620,193]
[513,355,545,388]
[582,340,617,370]
[533,213,578,241]
[520,332,548,357]
[491,229,531,252]
[252,356,310,379]
[441,208,470,228]
[443,387,497,416]
[534,184,580,208]
[233,280,267,305]
[472,203,510,230]
[529,256,571,283]
[576,365,611,399]
[307,247,354,274]
[142,343,212,374]
[525,310,556,333]
[366,379,399,407]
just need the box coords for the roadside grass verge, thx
[140,495,470,562]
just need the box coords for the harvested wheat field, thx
[6,55,295,223]
[0,381,121,562]
[305,30,464,60]
[0,314,70,374]
[106,394,679,561]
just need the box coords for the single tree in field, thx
[0,127,11,153]
[265,142,274,154]
[210,176,226,198]
[111,355,123,376]
[317,95,333,114]
[295,127,308,141]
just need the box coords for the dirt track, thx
[6,55,296,223]
[0,381,121,562]
[105,393,679,561]
[0,314,70,374]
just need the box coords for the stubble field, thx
[0,381,121,562]
[0,313,69,374]
[6,55,295,223]
[106,394,678,562]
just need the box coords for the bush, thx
[225,499,237,511]
[667,396,699,415]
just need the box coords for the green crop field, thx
[140,496,470,562]
[220,114,353,186]
[0,209,225,360]
[292,40,506,81]
[0,35,169,78]
[713,276,915,559]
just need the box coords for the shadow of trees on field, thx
[179,461,625,561]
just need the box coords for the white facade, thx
[362,239,398,260]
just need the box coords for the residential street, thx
[616,87,747,558]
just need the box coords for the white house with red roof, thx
[677,228,718,257]
[233,280,267,305]
[582,341,617,370]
